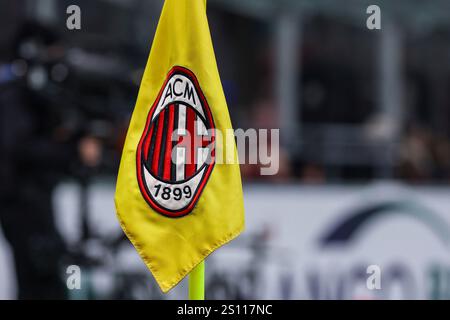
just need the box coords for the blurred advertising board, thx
[238,183,450,299]
[1,182,450,299]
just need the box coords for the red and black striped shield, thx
[136,66,215,217]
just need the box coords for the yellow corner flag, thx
[115,0,245,293]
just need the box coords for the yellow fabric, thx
[115,0,245,293]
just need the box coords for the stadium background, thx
[1,0,450,299]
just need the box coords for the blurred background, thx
[1,0,450,299]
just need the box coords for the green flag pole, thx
[188,0,207,301]
[189,260,205,300]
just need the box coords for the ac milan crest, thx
[136,66,215,217]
